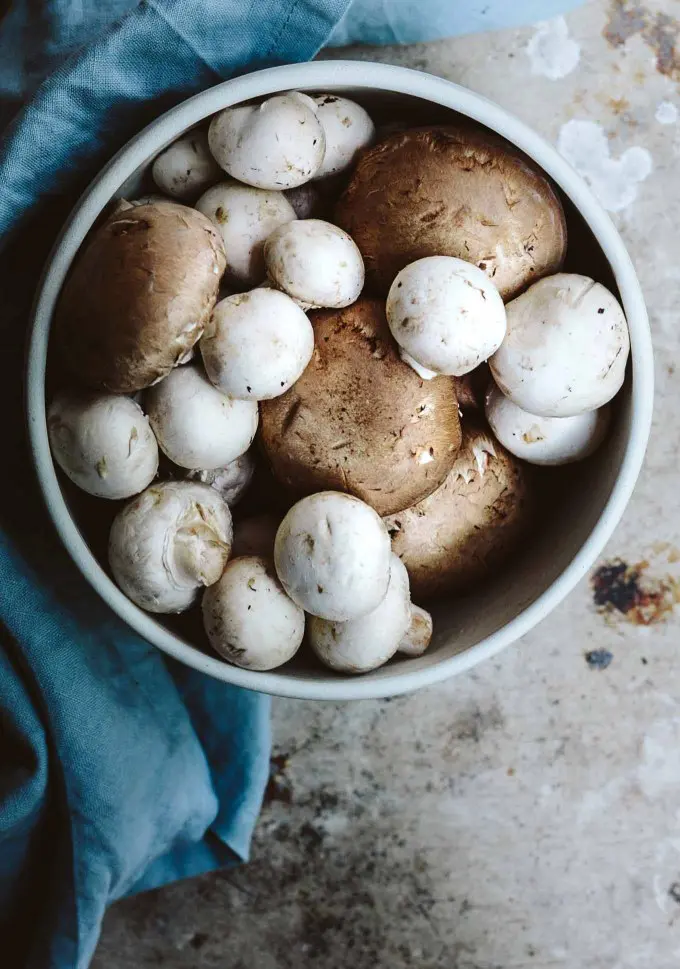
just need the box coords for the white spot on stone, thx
[557,119,653,212]
[527,17,580,80]
[655,100,678,125]
[637,719,680,798]
[577,776,627,824]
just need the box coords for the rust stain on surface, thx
[591,557,680,625]
[604,1,680,82]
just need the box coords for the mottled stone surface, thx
[93,2,680,966]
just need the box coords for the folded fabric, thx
[329,0,587,46]
[0,2,352,967]
[0,1,586,967]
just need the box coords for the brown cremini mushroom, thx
[56,201,226,393]
[259,298,462,516]
[383,423,531,600]
[335,125,567,300]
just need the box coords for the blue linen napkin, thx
[0,2,584,967]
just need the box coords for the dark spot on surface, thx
[263,753,293,807]
[585,648,614,670]
[451,703,504,743]
[591,558,680,625]
[478,262,487,270]
[669,882,680,904]
[247,386,252,393]
[317,584,324,594]
[641,656,648,665]
[592,561,638,611]
[189,932,209,950]
[397,281,402,287]
[598,307,605,314]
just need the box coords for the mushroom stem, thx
[397,605,433,657]
[175,521,230,587]
[399,349,437,381]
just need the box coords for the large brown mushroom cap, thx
[335,125,567,301]
[384,423,531,600]
[259,298,462,517]
[56,201,227,393]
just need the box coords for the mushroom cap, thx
[202,555,305,670]
[195,181,296,286]
[185,450,255,505]
[384,423,531,600]
[201,289,314,401]
[109,481,232,613]
[56,201,226,393]
[208,94,325,190]
[145,363,258,470]
[151,129,222,202]
[485,382,611,466]
[259,298,462,516]
[274,491,391,621]
[386,256,507,376]
[308,554,411,673]
[48,391,158,500]
[232,513,282,558]
[490,273,630,418]
[335,125,567,299]
[312,95,375,178]
[264,219,364,309]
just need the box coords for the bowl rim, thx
[26,59,654,701]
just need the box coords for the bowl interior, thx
[30,63,652,700]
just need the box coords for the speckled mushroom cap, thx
[259,298,462,517]
[383,423,531,600]
[56,201,226,393]
[335,125,567,300]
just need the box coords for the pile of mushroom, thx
[48,88,632,677]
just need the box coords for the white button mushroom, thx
[48,392,158,500]
[185,450,255,506]
[151,130,222,201]
[485,382,612,466]
[195,182,296,286]
[109,481,232,613]
[232,513,281,558]
[264,219,364,309]
[208,94,326,190]
[202,555,305,670]
[386,256,507,377]
[489,273,630,418]
[145,364,258,469]
[308,555,432,673]
[312,95,375,178]
[274,491,391,621]
[200,289,314,401]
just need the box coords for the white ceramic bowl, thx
[27,61,654,700]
